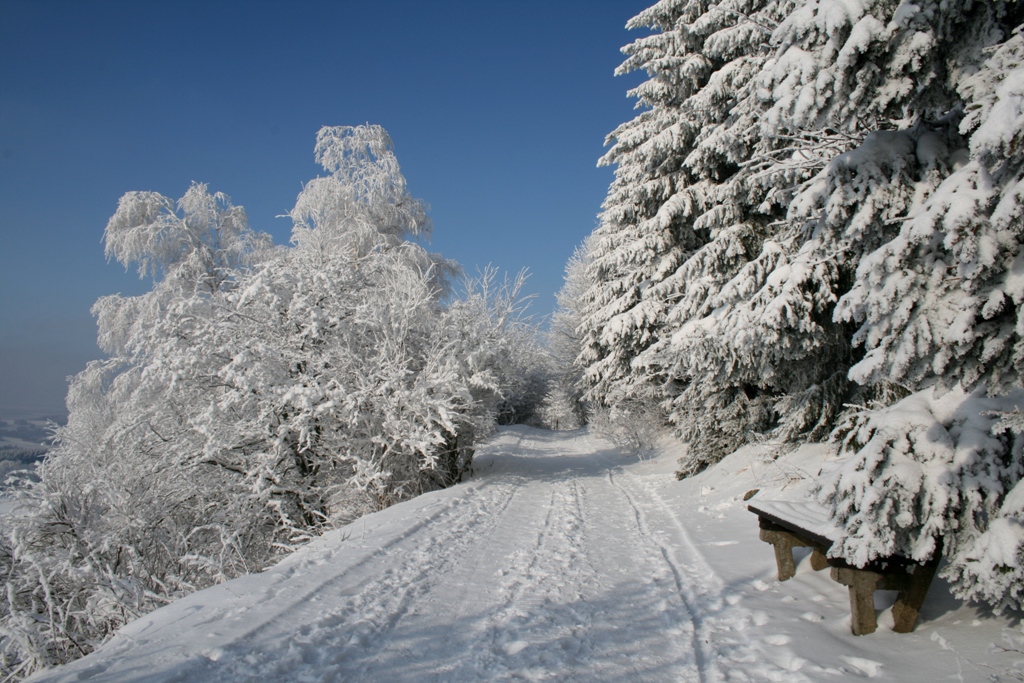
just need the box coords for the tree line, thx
[560,0,1024,614]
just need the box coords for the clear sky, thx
[0,0,650,418]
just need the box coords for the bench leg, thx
[759,529,797,581]
[810,549,829,571]
[890,559,939,633]
[831,567,883,635]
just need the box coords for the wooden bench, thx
[747,497,940,636]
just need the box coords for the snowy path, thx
[29,427,1024,682]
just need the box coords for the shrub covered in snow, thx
[589,399,665,458]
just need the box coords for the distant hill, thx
[0,416,61,483]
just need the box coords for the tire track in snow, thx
[609,462,816,683]
[466,474,598,680]
[522,431,709,682]
[606,468,715,683]
[336,433,604,682]
[296,480,527,682]
[166,476,525,682]
[543,431,711,682]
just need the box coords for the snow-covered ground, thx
[27,426,1024,682]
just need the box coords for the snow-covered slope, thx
[28,427,1024,682]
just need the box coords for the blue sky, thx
[0,0,650,418]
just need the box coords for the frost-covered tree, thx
[442,267,550,428]
[0,125,532,679]
[578,0,841,472]
[835,18,1024,395]
[651,0,984,471]
[0,183,275,677]
[542,240,593,430]
[103,181,272,292]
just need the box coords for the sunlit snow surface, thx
[28,426,1024,682]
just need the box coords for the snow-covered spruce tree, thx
[644,0,963,474]
[582,0,867,473]
[832,10,1024,396]
[578,0,793,417]
[582,0,1024,480]
[579,0,876,471]
[813,14,1024,611]
[0,125,512,679]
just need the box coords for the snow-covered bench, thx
[747,496,940,636]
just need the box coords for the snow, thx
[24,425,1024,683]
[747,497,842,546]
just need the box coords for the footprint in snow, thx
[840,655,884,678]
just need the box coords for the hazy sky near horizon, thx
[0,0,651,418]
